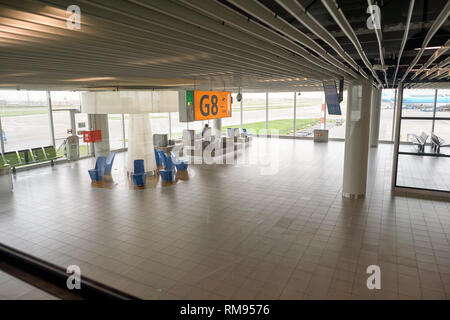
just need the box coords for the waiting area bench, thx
[407,132,428,152]
[0,146,61,172]
[431,133,450,153]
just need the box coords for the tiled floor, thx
[0,270,57,300]
[396,148,450,191]
[0,138,450,299]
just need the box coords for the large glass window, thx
[400,89,437,142]
[395,88,450,193]
[221,92,242,134]
[242,92,267,134]
[75,113,89,156]
[150,113,169,135]
[0,90,51,152]
[434,89,450,142]
[108,114,124,150]
[170,111,185,139]
[268,92,295,136]
[379,89,396,141]
[51,91,82,155]
[327,90,347,139]
[294,92,322,137]
[124,114,129,147]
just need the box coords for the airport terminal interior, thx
[0,0,449,301]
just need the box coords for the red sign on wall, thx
[82,130,102,143]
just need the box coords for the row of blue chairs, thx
[88,150,188,187]
[88,152,115,182]
[132,150,189,186]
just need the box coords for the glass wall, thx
[170,111,185,139]
[327,90,347,139]
[243,92,267,132]
[124,114,129,147]
[51,91,82,155]
[395,88,450,193]
[434,89,450,142]
[108,114,124,150]
[75,113,89,156]
[221,92,242,133]
[295,92,322,137]
[400,89,437,142]
[150,113,169,135]
[268,92,295,136]
[0,90,51,152]
[379,89,396,141]
[1,88,403,167]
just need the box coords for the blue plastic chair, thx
[159,169,174,182]
[154,149,161,167]
[170,152,188,171]
[159,155,175,182]
[104,152,116,175]
[157,150,168,168]
[88,156,106,182]
[132,159,147,187]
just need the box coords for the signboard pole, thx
[265,91,269,133]
[321,93,326,129]
[240,98,243,130]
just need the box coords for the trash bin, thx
[0,165,13,193]
[66,135,80,161]
[313,129,329,142]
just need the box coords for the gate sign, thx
[191,91,232,121]
[322,81,342,115]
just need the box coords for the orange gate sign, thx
[192,91,232,121]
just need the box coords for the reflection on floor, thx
[0,139,450,300]
[397,153,450,191]
[0,270,57,300]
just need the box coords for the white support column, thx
[369,87,382,147]
[46,91,56,147]
[391,82,404,190]
[121,114,126,148]
[213,118,222,137]
[342,79,373,199]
